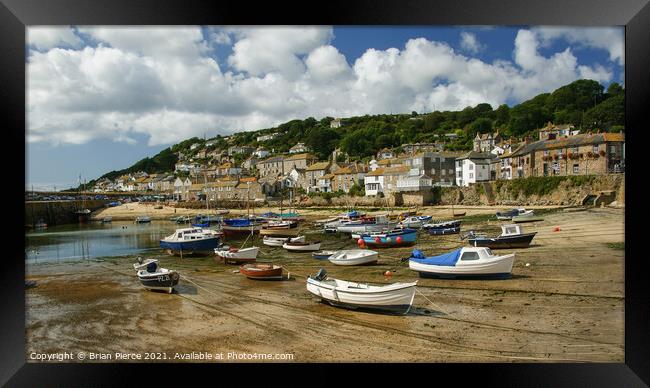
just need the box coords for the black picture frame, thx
[3,0,648,385]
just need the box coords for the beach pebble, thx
[525,263,530,267]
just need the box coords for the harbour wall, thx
[25,200,107,226]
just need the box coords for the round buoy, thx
[386,237,392,243]
[554,226,561,232]
[384,270,392,276]
[357,238,364,246]
[396,236,403,244]
[375,237,381,244]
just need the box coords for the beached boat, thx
[239,263,283,280]
[74,208,91,223]
[408,247,515,278]
[398,216,431,229]
[160,227,222,254]
[135,215,152,224]
[214,246,260,264]
[496,208,533,220]
[262,235,306,247]
[133,257,179,293]
[34,219,48,228]
[175,215,192,224]
[101,216,112,223]
[221,218,264,236]
[283,240,321,252]
[512,214,544,223]
[337,215,397,234]
[312,250,338,260]
[361,228,417,248]
[328,249,379,265]
[464,224,537,248]
[427,226,461,235]
[306,269,417,314]
[423,219,462,229]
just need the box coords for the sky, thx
[25,25,624,191]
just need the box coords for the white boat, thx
[408,246,514,278]
[306,269,417,314]
[282,241,321,252]
[496,208,533,220]
[133,257,179,294]
[312,250,338,260]
[422,219,462,229]
[160,227,222,254]
[214,246,260,264]
[337,218,397,234]
[262,235,306,247]
[328,249,379,266]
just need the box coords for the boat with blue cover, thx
[361,228,417,248]
[221,217,264,236]
[160,227,222,255]
[408,247,515,278]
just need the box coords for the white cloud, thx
[460,32,484,54]
[27,26,620,147]
[27,26,83,51]
[533,26,624,65]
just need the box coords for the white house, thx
[455,151,497,187]
[256,133,277,142]
[369,159,379,171]
[289,143,309,154]
[253,147,270,159]
[397,172,433,192]
[173,177,192,200]
[330,118,341,128]
[190,143,200,150]
[364,168,385,196]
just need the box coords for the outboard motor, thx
[313,268,327,281]
[146,261,158,273]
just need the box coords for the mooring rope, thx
[415,287,456,318]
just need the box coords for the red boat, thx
[239,263,284,280]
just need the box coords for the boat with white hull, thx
[283,241,321,252]
[306,269,417,314]
[408,247,514,278]
[214,246,260,264]
[328,249,378,266]
[133,257,179,293]
[262,235,306,247]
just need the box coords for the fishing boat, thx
[361,228,417,248]
[283,240,322,252]
[214,246,260,264]
[322,210,365,229]
[34,219,48,229]
[221,218,264,236]
[160,227,222,255]
[464,224,537,248]
[408,247,515,278]
[74,208,91,223]
[512,214,544,223]
[239,263,284,280]
[426,226,461,235]
[423,219,462,229]
[133,257,180,293]
[328,249,379,265]
[337,215,396,234]
[312,250,337,260]
[175,215,192,224]
[306,269,417,314]
[398,215,432,228]
[262,235,306,247]
[101,216,112,223]
[496,208,533,220]
[135,215,152,223]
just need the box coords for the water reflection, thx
[25,221,181,263]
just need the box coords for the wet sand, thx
[26,206,624,362]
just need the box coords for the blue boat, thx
[361,228,418,248]
[160,227,222,254]
[426,226,461,235]
[222,218,264,236]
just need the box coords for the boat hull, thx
[215,247,260,264]
[283,242,321,252]
[137,271,180,293]
[160,236,221,253]
[467,232,536,248]
[306,278,416,314]
[512,216,543,223]
[239,264,283,280]
[260,228,299,237]
[409,254,514,277]
[328,250,378,266]
[222,224,263,236]
[362,229,417,248]
[426,226,461,235]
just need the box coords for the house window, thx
[469,164,474,170]
[609,145,616,153]
[593,145,599,153]
[457,171,462,178]
[573,164,579,174]
[449,169,453,175]
[469,173,474,179]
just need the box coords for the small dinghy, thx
[423,219,462,229]
[496,208,532,220]
[464,224,537,248]
[133,257,179,293]
[426,226,461,235]
[135,215,152,224]
[398,216,430,229]
[214,246,259,264]
[283,240,322,252]
[328,249,378,266]
[262,235,306,247]
[306,269,417,314]
[101,216,112,223]
[239,263,284,280]
[408,247,514,278]
[312,250,337,260]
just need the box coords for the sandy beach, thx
[26,206,624,362]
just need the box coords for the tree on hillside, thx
[305,127,340,160]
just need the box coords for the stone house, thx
[282,153,317,175]
[258,156,285,178]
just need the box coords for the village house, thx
[215,162,242,177]
[473,131,503,153]
[258,156,285,178]
[538,122,580,140]
[213,178,239,201]
[159,175,175,192]
[173,177,193,200]
[455,151,498,187]
[253,147,269,159]
[317,173,335,193]
[242,156,259,172]
[332,164,367,193]
[364,168,385,196]
[258,175,280,197]
[227,145,255,156]
[285,167,307,190]
[282,153,317,174]
[330,118,342,128]
[382,165,411,194]
[256,133,277,142]
[305,161,336,193]
[401,142,443,155]
[233,177,264,202]
[376,148,395,160]
[508,132,625,178]
[396,172,434,192]
[289,143,310,154]
[190,143,200,151]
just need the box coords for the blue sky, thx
[25,26,624,190]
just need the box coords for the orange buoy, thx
[553,226,561,232]
[384,270,392,277]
